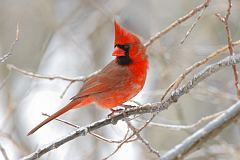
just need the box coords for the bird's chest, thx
[95,84,142,108]
[114,64,146,96]
[94,70,146,108]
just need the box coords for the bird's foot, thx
[121,104,136,109]
[107,105,136,118]
[108,108,125,118]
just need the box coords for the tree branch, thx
[180,5,206,44]
[144,0,211,48]
[124,118,160,158]
[21,53,240,160]
[102,114,156,160]
[6,64,88,82]
[140,111,223,131]
[0,23,19,63]
[215,0,240,98]
[160,101,240,160]
[0,143,9,160]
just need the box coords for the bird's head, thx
[112,21,146,65]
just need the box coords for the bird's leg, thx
[121,104,136,109]
[107,104,136,118]
[108,108,125,118]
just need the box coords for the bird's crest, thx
[114,21,139,45]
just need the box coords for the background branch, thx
[0,23,19,63]
[7,64,87,82]
[124,118,160,158]
[141,111,223,131]
[0,143,9,160]
[102,114,156,160]
[215,0,240,98]
[144,0,211,48]
[180,5,206,44]
[160,101,240,160]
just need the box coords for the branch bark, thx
[0,143,9,160]
[21,53,240,160]
[160,101,240,160]
[144,0,211,47]
[0,23,19,63]
[7,64,88,82]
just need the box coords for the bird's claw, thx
[108,108,125,118]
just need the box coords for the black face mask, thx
[115,44,132,65]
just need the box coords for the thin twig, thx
[102,113,156,160]
[124,117,160,158]
[0,72,11,90]
[215,0,240,98]
[42,113,79,128]
[6,64,101,97]
[144,0,211,48]
[142,111,223,131]
[102,136,132,160]
[0,131,29,155]
[60,81,75,98]
[0,23,19,63]
[7,64,87,82]
[0,143,9,160]
[21,54,240,160]
[89,128,137,144]
[180,6,206,44]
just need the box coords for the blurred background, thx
[0,0,240,159]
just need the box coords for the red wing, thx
[71,61,131,100]
[75,78,109,98]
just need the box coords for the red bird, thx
[28,21,148,135]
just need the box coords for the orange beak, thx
[112,47,125,56]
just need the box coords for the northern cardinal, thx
[28,21,148,135]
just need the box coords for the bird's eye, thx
[123,44,130,49]
[114,44,130,51]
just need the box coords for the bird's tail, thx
[27,100,82,136]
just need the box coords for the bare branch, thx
[144,0,211,48]
[101,134,133,160]
[125,118,160,158]
[89,129,137,144]
[180,6,206,44]
[21,53,240,160]
[0,143,9,160]
[60,81,75,98]
[140,111,223,131]
[160,101,240,160]
[42,113,79,128]
[6,64,100,98]
[7,64,89,82]
[102,114,156,160]
[215,0,240,98]
[0,131,28,154]
[0,23,19,63]
[0,72,11,90]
